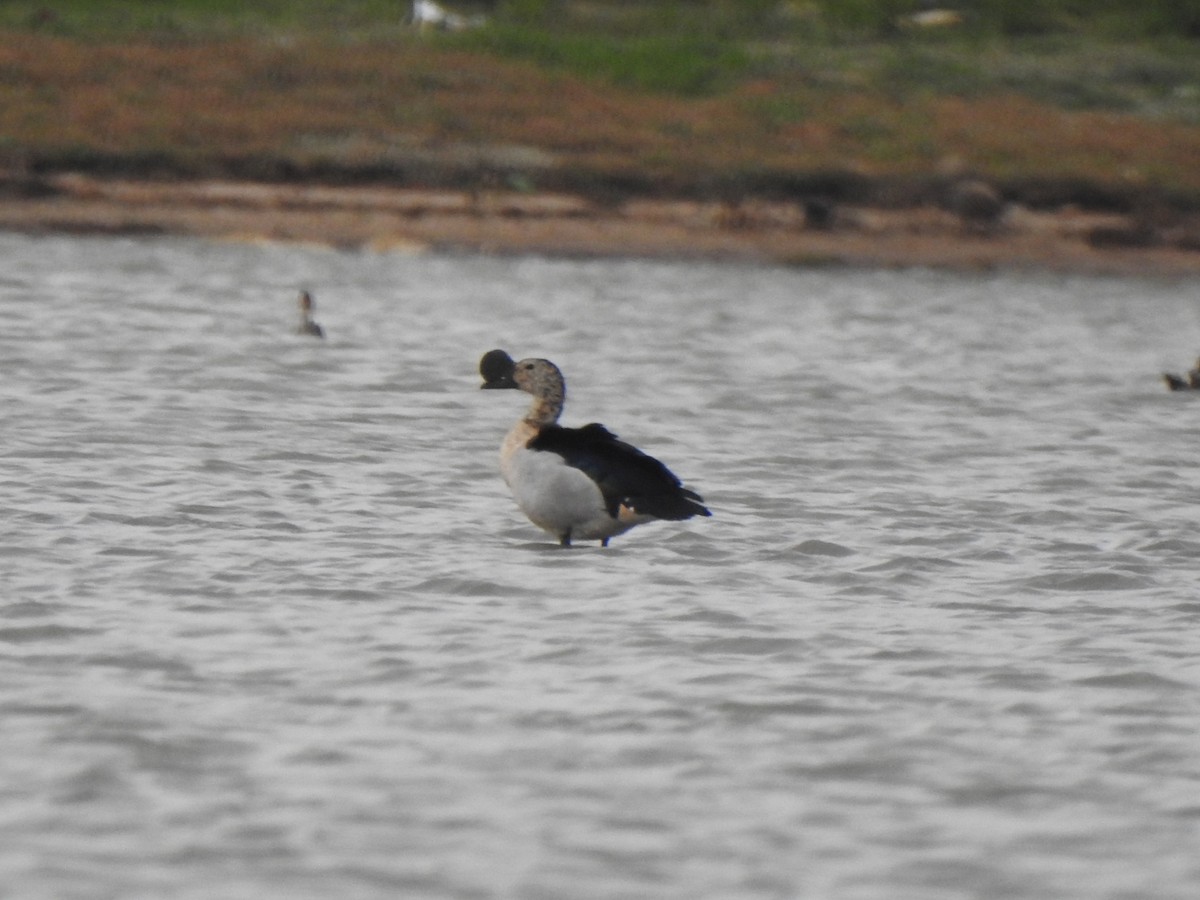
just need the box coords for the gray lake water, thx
[2,231,1199,900]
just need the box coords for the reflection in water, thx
[2,232,1200,899]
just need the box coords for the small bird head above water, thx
[480,349,517,389]
[296,289,324,338]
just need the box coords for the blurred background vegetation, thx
[4,1,1199,101]
[4,0,1198,39]
[0,1,1197,204]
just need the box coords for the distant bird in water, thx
[479,349,710,547]
[1162,357,1200,391]
[296,290,324,338]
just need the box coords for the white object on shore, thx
[409,0,485,32]
[898,9,965,29]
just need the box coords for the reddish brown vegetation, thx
[1,31,1199,208]
[1,31,1199,271]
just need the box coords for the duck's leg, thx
[559,530,572,548]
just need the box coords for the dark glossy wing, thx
[529,423,711,521]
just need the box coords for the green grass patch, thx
[448,25,751,95]
[0,0,411,39]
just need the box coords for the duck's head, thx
[510,358,564,398]
[480,349,517,389]
[480,351,565,402]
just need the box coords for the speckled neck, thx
[518,360,566,427]
[525,394,562,427]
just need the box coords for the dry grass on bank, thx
[0,29,1199,208]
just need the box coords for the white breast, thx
[500,422,635,543]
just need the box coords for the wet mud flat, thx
[2,172,1199,275]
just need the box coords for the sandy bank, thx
[2,173,1199,276]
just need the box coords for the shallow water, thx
[2,231,1199,899]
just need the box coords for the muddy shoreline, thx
[3,172,1199,276]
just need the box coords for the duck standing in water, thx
[479,349,710,547]
[297,290,324,338]
[1162,357,1200,391]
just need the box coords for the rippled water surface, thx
[3,231,1200,899]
